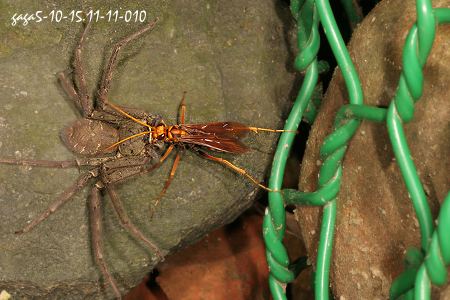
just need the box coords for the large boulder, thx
[0,0,295,298]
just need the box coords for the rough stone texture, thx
[0,0,295,298]
[295,0,450,299]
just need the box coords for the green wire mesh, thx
[262,1,450,299]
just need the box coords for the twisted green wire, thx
[389,6,450,299]
[308,6,365,297]
[387,0,436,251]
[263,0,319,298]
[264,1,449,299]
[264,0,363,299]
[289,1,364,299]
[415,191,450,299]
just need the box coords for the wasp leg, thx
[193,148,273,192]
[150,148,181,218]
[178,91,187,124]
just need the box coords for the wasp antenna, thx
[103,131,151,152]
[247,127,298,134]
[104,101,152,129]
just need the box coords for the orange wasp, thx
[104,93,291,210]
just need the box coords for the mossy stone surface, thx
[0,0,295,298]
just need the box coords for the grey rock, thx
[0,0,295,298]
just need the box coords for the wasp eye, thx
[159,134,165,139]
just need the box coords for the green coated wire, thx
[387,0,436,252]
[263,0,319,298]
[389,7,450,299]
[264,1,449,300]
[315,0,363,106]
[412,191,450,300]
[264,0,364,299]
[310,1,363,299]
[339,0,363,29]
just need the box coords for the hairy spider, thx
[0,19,164,298]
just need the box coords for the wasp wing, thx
[178,135,249,153]
[181,122,252,139]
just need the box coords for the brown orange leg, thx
[178,91,187,124]
[159,144,174,163]
[150,150,182,218]
[194,149,274,192]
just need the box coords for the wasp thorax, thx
[151,125,167,142]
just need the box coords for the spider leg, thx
[97,148,167,188]
[0,158,78,168]
[73,21,94,117]
[88,184,122,299]
[150,148,182,218]
[193,148,273,192]
[0,157,115,169]
[97,19,159,107]
[57,70,83,113]
[150,114,164,126]
[15,170,97,234]
[56,20,94,117]
[106,185,164,260]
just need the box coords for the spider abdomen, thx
[61,119,119,156]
